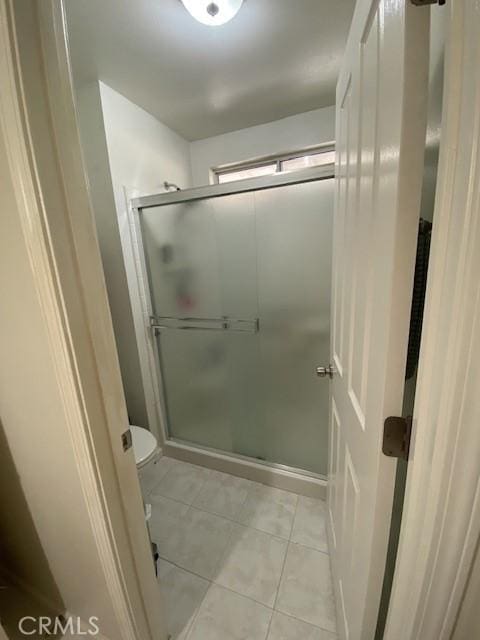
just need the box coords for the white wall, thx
[189,106,335,186]
[75,81,192,431]
[0,119,120,639]
[99,82,192,195]
[99,82,192,432]
[75,81,148,428]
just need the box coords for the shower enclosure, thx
[134,167,334,477]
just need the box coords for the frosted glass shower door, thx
[140,193,264,459]
[140,177,333,475]
[256,180,333,474]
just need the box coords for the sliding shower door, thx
[255,181,333,474]
[140,178,333,475]
[141,193,265,460]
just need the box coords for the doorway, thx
[5,4,478,637]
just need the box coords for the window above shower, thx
[213,144,335,184]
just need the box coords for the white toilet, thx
[130,425,160,574]
[130,425,160,498]
[130,425,159,469]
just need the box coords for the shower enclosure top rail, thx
[132,164,335,210]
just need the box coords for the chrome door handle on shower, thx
[316,364,336,379]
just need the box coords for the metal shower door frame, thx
[131,164,335,210]
[130,165,334,481]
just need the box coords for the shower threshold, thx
[162,437,327,500]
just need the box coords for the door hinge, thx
[383,416,412,460]
[411,0,445,5]
[121,428,132,452]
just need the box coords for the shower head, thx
[163,181,181,192]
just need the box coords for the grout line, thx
[265,499,299,638]
[289,495,300,544]
[236,476,254,514]
[149,468,328,550]
[209,518,238,581]
[286,493,299,540]
[265,608,275,640]
[270,503,298,614]
[157,555,212,640]
[158,552,281,614]
[151,491,294,543]
[157,556,212,584]
[160,555,337,640]
[182,580,212,640]
[205,581,275,611]
[287,539,330,557]
[146,457,177,496]
[149,491,194,509]
[264,606,275,639]
[152,461,335,636]
[272,608,339,637]
[228,520,289,544]
[149,465,211,507]
[161,562,277,619]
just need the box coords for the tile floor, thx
[143,456,337,640]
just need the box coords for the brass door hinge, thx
[411,0,445,5]
[121,428,132,452]
[383,416,413,460]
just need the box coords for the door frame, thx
[2,1,480,640]
[0,1,167,638]
[385,2,480,638]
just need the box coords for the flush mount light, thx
[181,0,244,26]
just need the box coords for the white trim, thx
[211,140,336,182]
[119,186,165,444]
[165,440,327,500]
[385,3,480,639]
[123,193,169,447]
[0,2,167,638]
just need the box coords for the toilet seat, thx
[130,425,159,469]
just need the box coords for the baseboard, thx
[163,440,327,500]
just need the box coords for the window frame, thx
[211,142,335,184]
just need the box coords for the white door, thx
[327,2,429,639]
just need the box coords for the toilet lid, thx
[130,425,157,466]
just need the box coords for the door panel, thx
[256,180,333,473]
[143,192,263,457]
[328,2,429,639]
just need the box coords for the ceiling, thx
[65,0,355,141]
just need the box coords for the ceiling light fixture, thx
[181,0,244,26]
